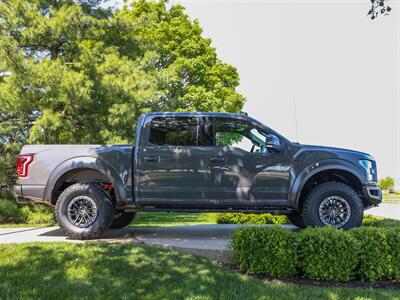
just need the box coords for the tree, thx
[368,0,392,20]
[0,0,245,184]
[379,176,395,191]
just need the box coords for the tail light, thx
[16,154,34,177]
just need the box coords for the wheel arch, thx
[44,156,126,205]
[290,159,367,209]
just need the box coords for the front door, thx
[207,116,290,207]
[137,115,212,206]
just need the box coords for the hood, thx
[298,144,375,161]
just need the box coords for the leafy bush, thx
[0,198,26,224]
[362,214,400,229]
[231,226,298,277]
[19,205,55,225]
[216,213,288,225]
[230,224,400,282]
[350,227,391,281]
[298,227,359,281]
[387,229,400,281]
[0,197,55,226]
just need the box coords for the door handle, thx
[210,156,225,163]
[143,155,159,162]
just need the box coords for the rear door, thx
[206,116,290,207]
[136,115,212,206]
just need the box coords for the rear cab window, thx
[149,117,200,146]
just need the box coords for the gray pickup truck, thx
[14,112,382,239]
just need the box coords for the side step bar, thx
[120,206,295,215]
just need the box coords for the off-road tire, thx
[55,183,114,240]
[302,181,363,229]
[287,211,306,228]
[110,212,136,229]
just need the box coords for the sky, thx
[111,0,399,184]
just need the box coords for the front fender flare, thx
[289,159,367,209]
[44,156,126,204]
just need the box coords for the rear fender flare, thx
[44,156,126,204]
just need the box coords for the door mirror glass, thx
[265,134,281,152]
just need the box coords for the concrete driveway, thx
[367,203,400,220]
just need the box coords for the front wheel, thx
[302,181,363,229]
[55,183,114,240]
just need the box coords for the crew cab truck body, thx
[14,112,382,239]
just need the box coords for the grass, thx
[0,223,53,228]
[382,192,400,204]
[0,243,399,300]
[0,212,218,228]
[132,212,218,227]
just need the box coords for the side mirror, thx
[265,134,282,152]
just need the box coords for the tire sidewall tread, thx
[302,181,363,229]
[55,183,114,240]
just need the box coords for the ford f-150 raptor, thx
[13,112,382,239]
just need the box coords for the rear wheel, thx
[302,181,363,229]
[287,211,306,228]
[110,212,136,229]
[55,183,114,240]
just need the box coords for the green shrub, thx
[19,205,55,225]
[350,227,391,281]
[362,215,400,229]
[231,226,298,277]
[216,213,288,225]
[0,198,26,224]
[386,229,400,281]
[298,227,360,281]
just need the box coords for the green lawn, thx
[0,243,398,300]
[0,223,53,228]
[132,212,218,227]
[383,192,400,204]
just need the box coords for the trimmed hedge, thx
[231,226,298,277]
[350,227,391,281]
[387,229,400,281]
[362,214,400,229]
[218,213,400,229]
[299,227,359,281]
[216,213,288,225]
[230,224,400,282]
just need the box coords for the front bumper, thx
[362,184,382,206]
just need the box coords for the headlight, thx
[359,159,375,181]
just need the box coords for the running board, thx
[120,206,294,215]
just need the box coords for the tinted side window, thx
[150,117,198,146]
[213,117,269,153]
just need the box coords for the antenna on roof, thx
[292,88,299,143]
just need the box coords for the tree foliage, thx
[0,0,245,184]
[379,176,395,191]
[368,0,392,19]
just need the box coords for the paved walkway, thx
[367,203,400,219]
